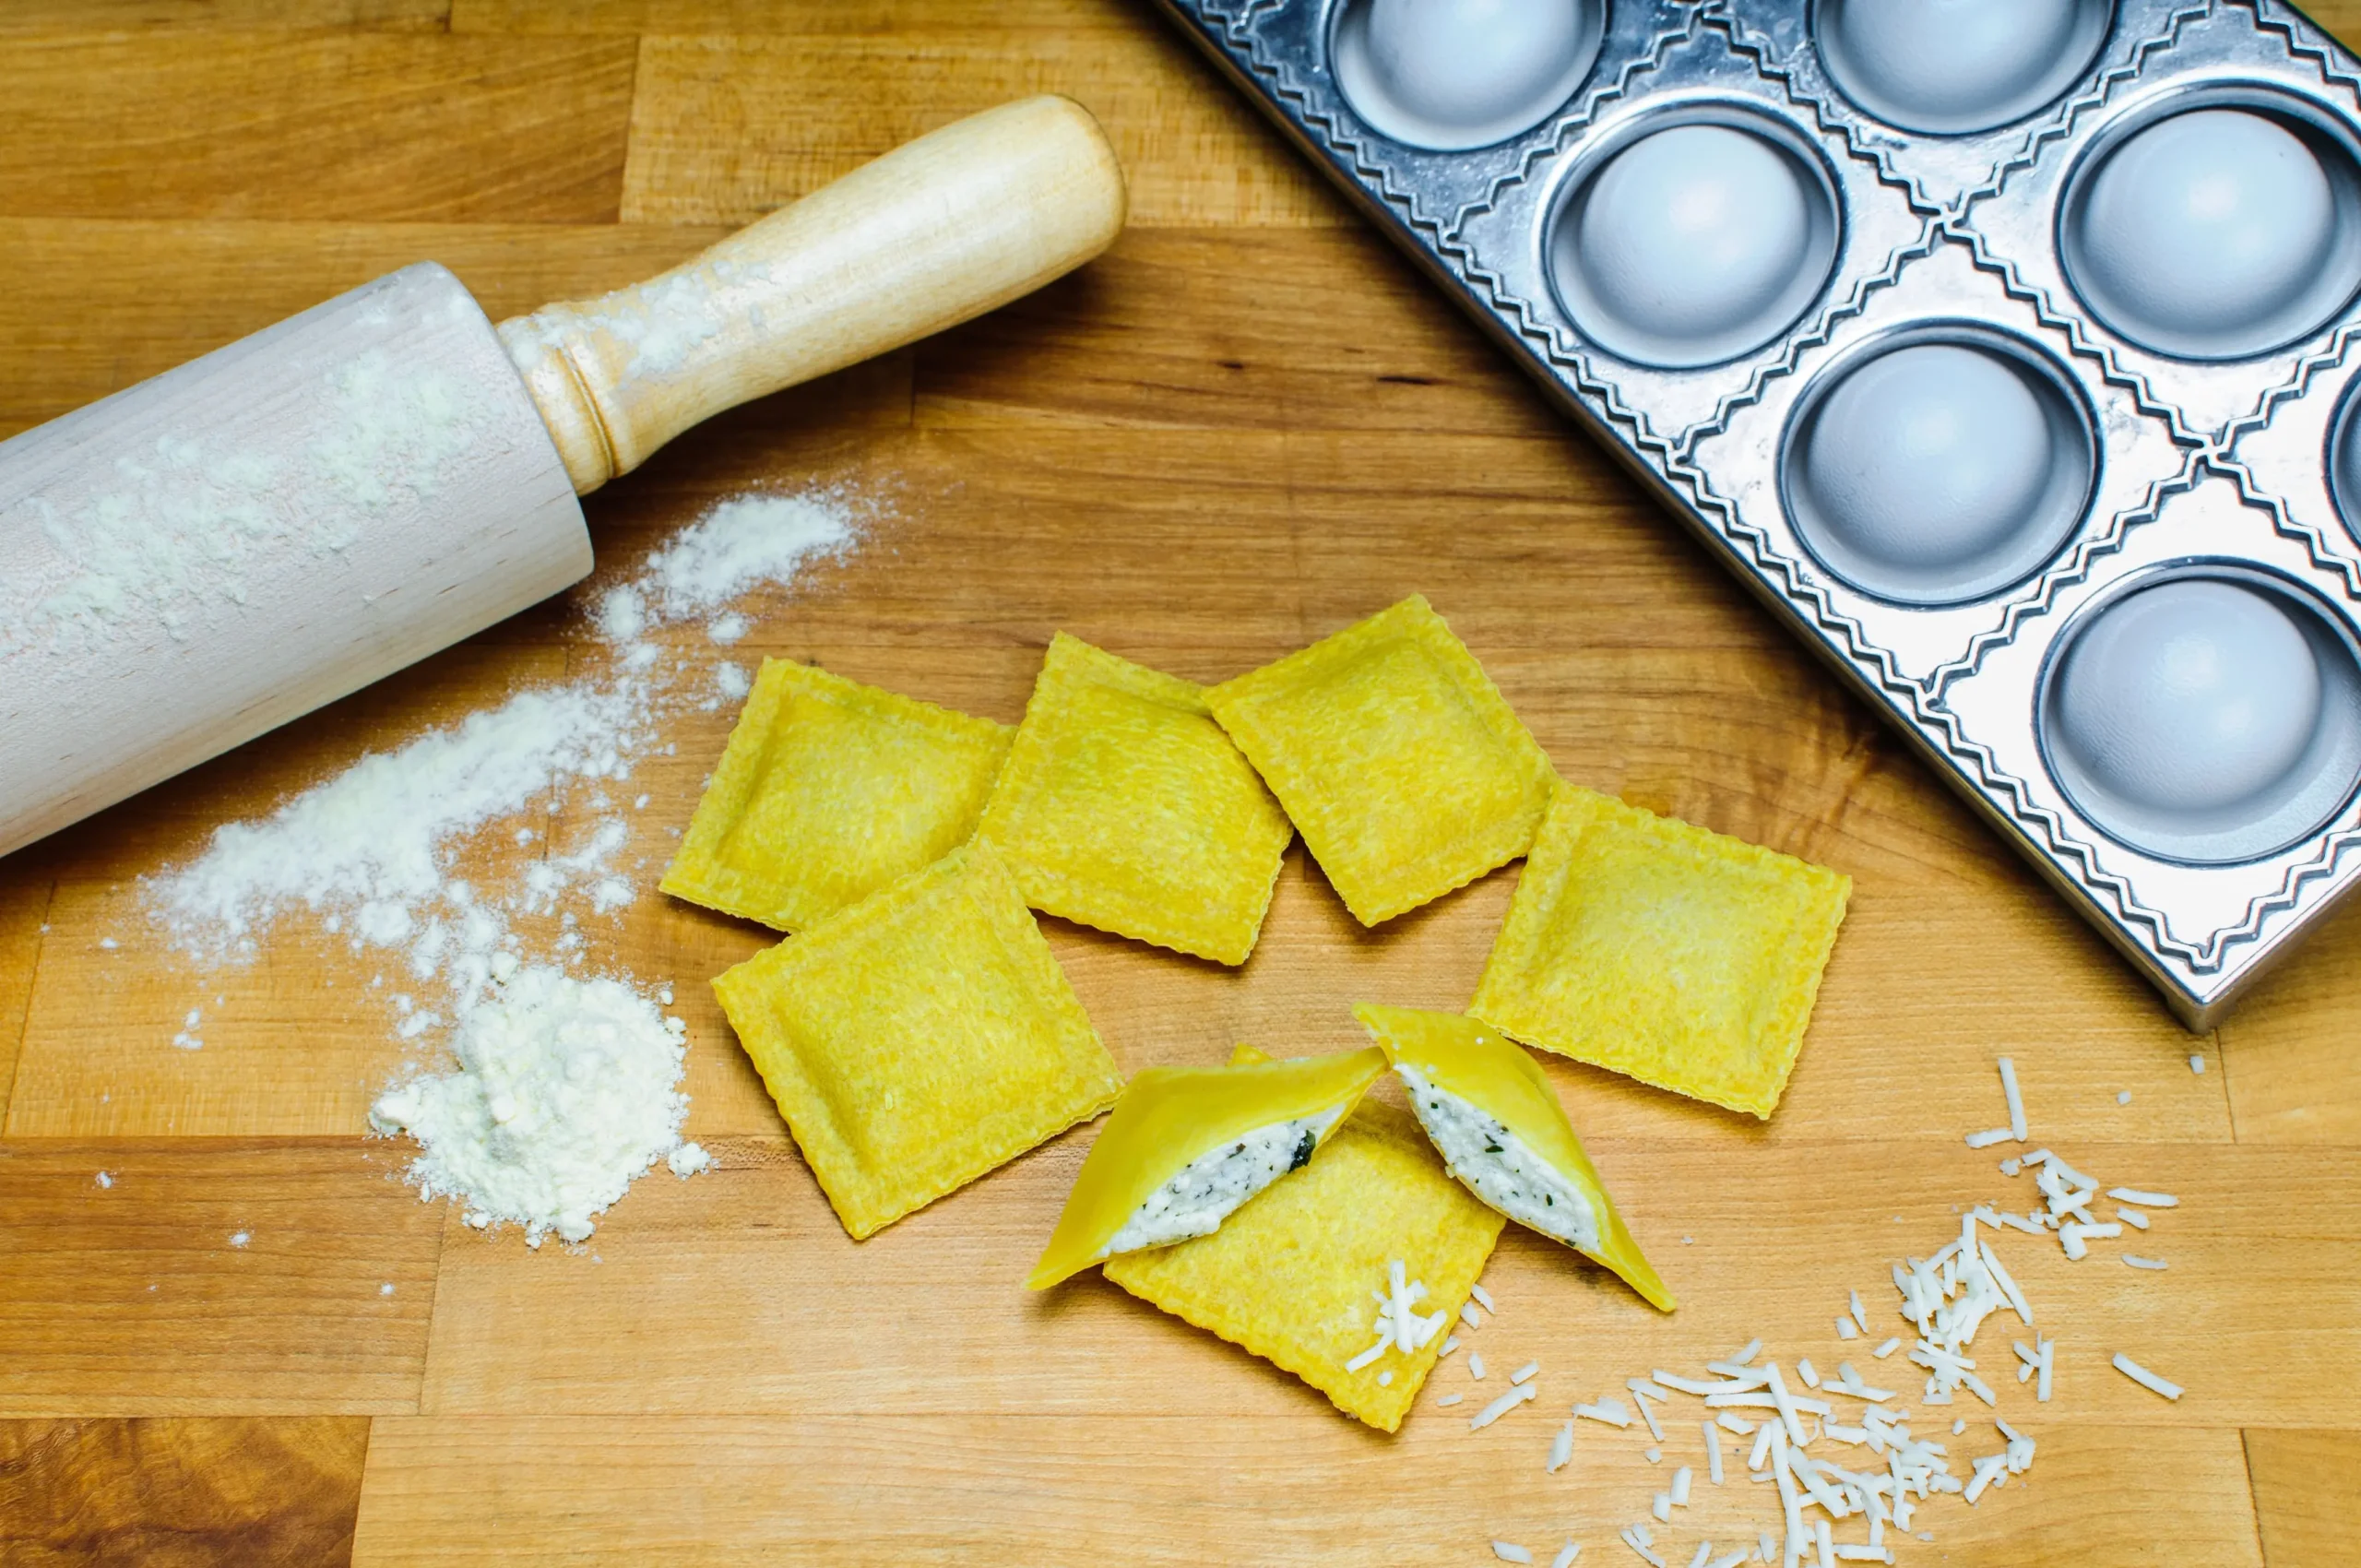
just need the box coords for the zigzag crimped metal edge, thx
[1192,1,1703,265]
[1439,18,1716,461]
[1899,707,2199,967]
[1701,0,2210,217]
[1922,445,2206,698]
[1946,222,2266,449]
[1967,0,2215,208]
[1671,216,1942,461]
[1451,251,1683,462]
[1189,0,1458,243]
[1681,444,2352,974]
[1956,1,2361,447]
[1696,4,1942,219]
[1446,44,1938,459]
[1926,462,2361,972]
[2204,2,2361,448]
[1940,700,2361,973]
[1439,6,1704,241]
[2213,445,2361,600]
[2218,317,2361,452]
[1658,452,1952,715]
[2250,0,2361,97]
[1662,327,2193,711]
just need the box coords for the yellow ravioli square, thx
[661,659,1011,932]
[1205,596,1554,925]
[1470,783,1851,1119]
[978,633,1291,965]
[712,842,1123,1240]
[1104,1045,1505,1431]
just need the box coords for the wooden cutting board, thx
[1,5,2356,1565]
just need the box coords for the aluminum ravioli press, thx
[1150,0,2361,1028]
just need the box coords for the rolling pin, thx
[0,95,1126,861]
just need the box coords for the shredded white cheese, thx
[1997,1057,2027,1141]
[1471,1383,1539,1431]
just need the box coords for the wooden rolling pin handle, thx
[498,95,1128,495]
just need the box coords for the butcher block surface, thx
[2,4,2359,1564]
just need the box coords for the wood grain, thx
[914,228,1564,436]
[0,0,442,28]
[5,647,566,1140]
[0,0,2357,1562]
[2217,913,2361,1145]
[349,1414,2264,1567]
[0,33,635,223]
[2246,1429,2361,1568]
[0,1416,369,1567]
[0,1143,442,1416]
[0,849,53,1129]
[408,1134,2356,1427]
[4,409,2222,1146]
[452,0,1124,33]
[620,32,1345,228]
[0,219,734,442]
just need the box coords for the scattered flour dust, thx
[2,333,483,660]
[595,491,855,652]
[146,486,870,1245]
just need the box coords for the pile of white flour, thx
[370,967,708,1247]
[147,488,866,1245]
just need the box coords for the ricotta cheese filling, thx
[1396,1064,1599,1251]
[1103,1108,1342,1256]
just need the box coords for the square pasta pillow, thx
[1470,783,1851,1119]
[713,841,1123,1239]
[1205,596,1554,926]
[1104,1046,1504,1432]
[661,659,1011,932]
[979,633,1291,965]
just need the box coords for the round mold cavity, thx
[2039,566,2361,864]
[2327,369,2361,549]
[1331,0,1605,153]
[2058,90,2361,361]
[1812,0,2111,136]
[1548,109,1843,369]
[1781,327,2095,605]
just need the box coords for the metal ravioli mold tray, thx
[1149,0,2361,1028]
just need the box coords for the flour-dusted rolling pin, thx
[0,95,1126,860]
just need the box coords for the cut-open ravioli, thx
[978,633,1291,965]
[662,659,1012,932]
[1204,595,1554,926]
[712,842,1123,1240]
[1356,1003,1673,1313]
[1103,1045,1505,1432]
[1027,1046,1386,1289]
[1470,783,1851,1120]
